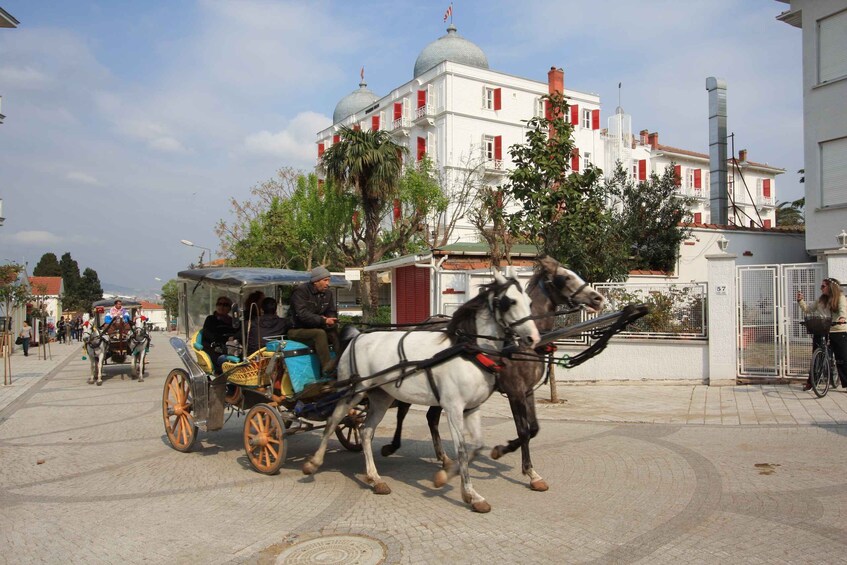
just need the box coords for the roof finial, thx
[359,66,365,87]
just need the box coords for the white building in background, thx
[317,23,782,246]
[777,0,847,256]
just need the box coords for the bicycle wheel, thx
[811,348,831,398]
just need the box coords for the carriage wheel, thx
[162,369,199,452]
[335,404,366,452]
[244,404,287,475]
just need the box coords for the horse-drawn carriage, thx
[82,299,151,385]
[163,262,648,511]
[163,267,364,475]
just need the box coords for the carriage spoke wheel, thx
[162,369,199,452]
[335,404,366,452]
[244,404,286,475]
[811,349,831,398]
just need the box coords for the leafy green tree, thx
[610,164,693,273]
[75,268,103,310]
[161,279,179,327]
[776,197,805,226]
[504,91,630,282]
[33,253,61,276]
[321,126,406,318]
[59,252,82,305]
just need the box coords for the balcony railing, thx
[758,196,775,207]
[484,159,504,172]
[414,104,435,121]
[390,117,411,131]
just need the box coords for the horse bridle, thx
[488,277,533,338]
[539,272,590,309]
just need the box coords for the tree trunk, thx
[547,357,559,403]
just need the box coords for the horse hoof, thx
[530,480,549,492]
[302,461,317,475]
[380,445,396,457]
[87,379,93,385]
[373,482,391,495]
[138,377,144,383]
[471,501,492,513]
[490,446,504,460]
[433,470,448,488]
[96,381,102,386]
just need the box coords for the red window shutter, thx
[694,169,702,189]
[763,179,771,197]
[372,116,380,131]
[417,90,426,109]
[571,148,579,171]
[570,104,579,126]
[317,143,325,158]
[494,88,502,111]
[494,136,502,161]
[396,266,431,324]
[638,159,647,180]
[352,124,361,131]
[396,148,403,164]
[417,136,426,161]
[673,165,682,186]
[393,199,401,224]
[394,102,402,121]
[694,212,702,224]
[764,219,772,228]
[332,135,340,144]
[591,109,600,130]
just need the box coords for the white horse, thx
[128,323,150,381]
[303,269,541,513]
[82,322,110,386]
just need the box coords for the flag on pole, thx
[360,66,364,81]
[443,4,452,23]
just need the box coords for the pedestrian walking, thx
[19,321,33,356]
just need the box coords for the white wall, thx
[556,340,708,383]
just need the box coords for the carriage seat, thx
[190,330,239,374]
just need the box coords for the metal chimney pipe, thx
[706,77,728,225]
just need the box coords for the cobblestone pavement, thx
[1,338,846,564]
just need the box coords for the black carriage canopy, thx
[177,267,352,291]
[92,299,142,309]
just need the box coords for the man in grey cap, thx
[287,266,341,375]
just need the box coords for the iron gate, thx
[737,263,823,378]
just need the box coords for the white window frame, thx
[821,136,847,206]
[534,97,544,119]
[483,135,495,161]
[582,109,591,129]
[583,151,591,166]
[483,87,495,110]
[818,9,847,84]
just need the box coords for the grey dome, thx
[413,24,488,78]
[333,80,379,123]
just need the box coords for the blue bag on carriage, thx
[282,340,325,393]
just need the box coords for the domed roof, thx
[413,24,489,78]
[333,80,379,124]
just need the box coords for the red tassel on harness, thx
[474,352,503,372]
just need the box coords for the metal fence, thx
[592,282,708,339]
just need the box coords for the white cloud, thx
[115,118,190,153]
[10,230,64,246]
[66,171,100,185]
[0,65,52,89]
[242,111,331,165]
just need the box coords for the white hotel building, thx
[316,24,781,241]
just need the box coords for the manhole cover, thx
[276,535,386,565]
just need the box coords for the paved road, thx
[1,339,847,564]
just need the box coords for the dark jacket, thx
[201,313,236,357]
[246,314,289,355]
[288,283,337,329]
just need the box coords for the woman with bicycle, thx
[797,277,847,391]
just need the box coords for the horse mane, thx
[445,281,498,343]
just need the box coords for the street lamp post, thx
[180,239,212,267]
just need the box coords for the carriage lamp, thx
[837,230,847,250]
[717,235,729,253]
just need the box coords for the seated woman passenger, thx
[202,295,237,374]
[246,297,289,356]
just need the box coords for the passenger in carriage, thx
[108,299,129,323]
[243,290,265,329]
[246,297,290,356]
[287,266,341,376]
[202,295,237,374]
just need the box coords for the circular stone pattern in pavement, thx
[276,535,387,565]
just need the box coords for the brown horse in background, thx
[382,256,605,491]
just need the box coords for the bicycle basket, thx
[804,314,831,336]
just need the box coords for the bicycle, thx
[803,314,839,398]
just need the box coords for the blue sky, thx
[0,0,802,291]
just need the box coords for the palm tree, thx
[775,198,805,226]
[320,126,406,318]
